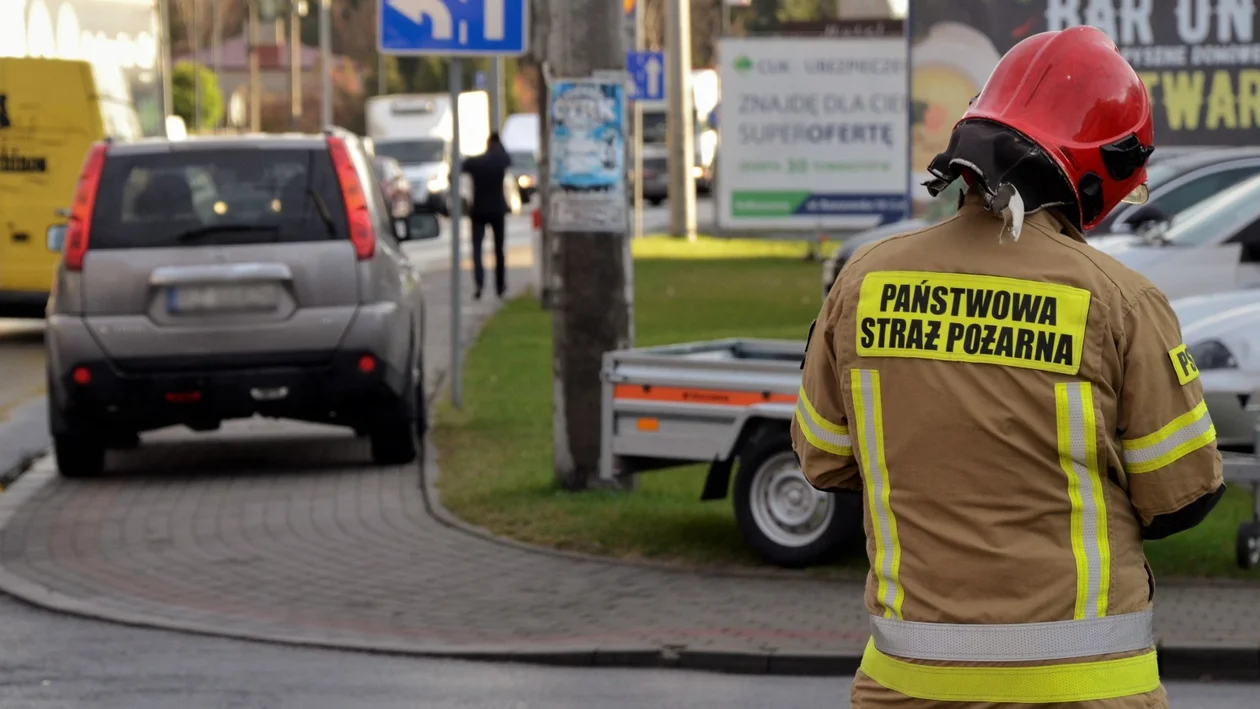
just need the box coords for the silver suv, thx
[44,129,428,477]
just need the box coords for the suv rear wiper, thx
[307,189,336,236]
[175,225,281,242]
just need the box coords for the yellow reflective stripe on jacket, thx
[795,386,852,456]
[860,639,1160,703]
[1054,382,1111,620]
[852,369,904,620]
[1121,400,1216,474]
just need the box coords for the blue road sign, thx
[379,0,529,56]
[626,51,665,102]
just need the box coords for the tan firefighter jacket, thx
[792,192,1223,708]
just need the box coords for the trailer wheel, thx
[1237,522,1260,570]
[733,431,860,568]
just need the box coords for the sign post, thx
[378,0,530,410]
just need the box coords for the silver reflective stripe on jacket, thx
[869,609,1155,662]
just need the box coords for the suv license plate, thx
[168,284,280,314]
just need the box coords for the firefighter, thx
[792,26,1224,708]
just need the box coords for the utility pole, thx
[212,0,221,130]
[249,0,261,132]
[665,0,696,240]
[319,0,332,127]
[488,58,505,131]
[193,0,201,132]
[542,0,635,491]
[159,0,174,131]
[290,0,304,129]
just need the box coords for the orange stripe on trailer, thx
[613,384,796,406]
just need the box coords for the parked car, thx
[508,150,538,203]
[820,148,1260,298]
[1094,172,1260,300]
[1171,288,1260,449]
[637,154,668,206]
[373,155,414,219]
[44,129,431,477]
[1091,147,1260,237]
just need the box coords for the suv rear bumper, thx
[52,351,409,434]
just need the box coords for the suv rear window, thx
[89,148,350,249]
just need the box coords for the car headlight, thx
[427,174,449,191]
[518,174,535,189]
[1188,339,1237,370]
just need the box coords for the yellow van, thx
[0,57,141,317]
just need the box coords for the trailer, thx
[1222,454,1260,570]
[599,338,1260,570]
[599,339,863,567]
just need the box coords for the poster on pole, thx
[908,0,1260,216]
[547,78,628,233]
[716,36,910,232]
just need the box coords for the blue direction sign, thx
[626,51,665,102]
[379,0,529,56]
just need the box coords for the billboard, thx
[548,78,628,233]
[909,0,1260,215]
[716,37,910,232]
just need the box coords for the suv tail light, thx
[64,143,108,271]
[326,135,375,260]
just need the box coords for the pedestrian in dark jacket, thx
[461,133,513,299]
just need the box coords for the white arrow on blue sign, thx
[626,51,666,103]
[379,0,529,56]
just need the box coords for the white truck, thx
[599,338,1260,570]
[366,91,491,213]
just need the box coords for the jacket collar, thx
[956,187,1086,243]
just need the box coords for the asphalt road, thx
[0,595,1254,709]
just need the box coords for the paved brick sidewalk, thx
[0,261,1258,679]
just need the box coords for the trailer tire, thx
[733,431,861,568]
[1237,522,1260,570]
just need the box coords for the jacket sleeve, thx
[791,290,861,492]
[1116,286,1224,533]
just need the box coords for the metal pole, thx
[632,0,644,241]
[291,1,302,129]
[192,0,201,131]
[249,0,261,132]
[449,58,464,410]
[159,0,174,132]
[212,0,221,130]
[320,0,332,126]
[488,58,504,132]
[721,1,731,36]
[665,0,697,240]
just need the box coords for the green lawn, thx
[432,236,1260,578]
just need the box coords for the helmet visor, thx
[1121,183,1149,205]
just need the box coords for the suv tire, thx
[370,417,417,465]
[54,432,107,478]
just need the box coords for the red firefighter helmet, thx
[957,25,1154,230]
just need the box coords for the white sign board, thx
[548,78,628,233]
[717,37,910,231]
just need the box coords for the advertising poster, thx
[548,78,628,233]
[909,0,1260,215]
[716,37,910,232]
